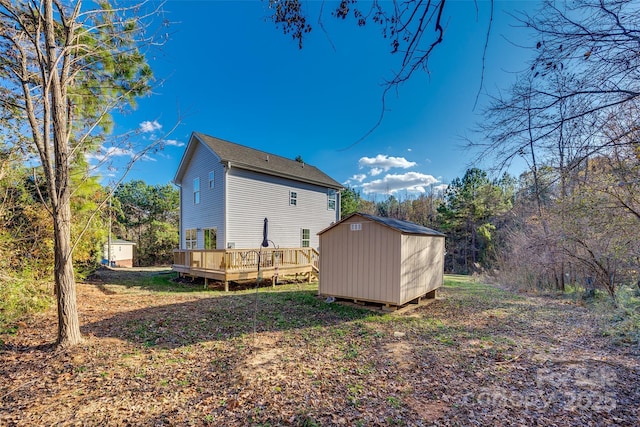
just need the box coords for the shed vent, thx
[350,223,362,231]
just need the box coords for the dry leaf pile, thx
[1,270,638,426]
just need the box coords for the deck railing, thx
[173,247,319,279]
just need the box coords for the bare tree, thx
[477,0,640,168]
[0,0,170,346]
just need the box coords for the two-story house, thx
[172,132,343,287]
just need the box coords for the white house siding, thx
[179,142,226,249]
[226,167,339,249]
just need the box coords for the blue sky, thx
[101,0,538,198]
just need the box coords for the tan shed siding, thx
[391,228,403,303]
[319,216,403,304]
[180,142,226,249]
[320,214,445,306]
[399,234,444,304]
[226,168,337,249]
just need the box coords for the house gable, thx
[186,132,343,190]
[174,132,342,250]
[175,137,226,249]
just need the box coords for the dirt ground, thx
[1,270,638,426]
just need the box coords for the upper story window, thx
[193,177,200,204]
[208,171,215,189]
[327,189,337,210]
[290,191,297,206]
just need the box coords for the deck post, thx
[224,280,229,292]
[204,278,209,289]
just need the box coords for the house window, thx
[208,171,215,189]
[301,228,310,248]
[290,191,297,206]
[185,228,197,249]
[204,228,217,250]
[327,189,336,210]
[193,177,200,204]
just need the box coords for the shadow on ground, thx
[81,289,376,348]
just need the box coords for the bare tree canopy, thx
[269,0,450,84]
[477,0,640,169]
[267,0,492,142]
[475,0,640,300]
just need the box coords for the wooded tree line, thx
[0,170,178,273]
[340,168,515,276]
[342,144,639,304]
[336,0,640,303]
[0,167,178,329]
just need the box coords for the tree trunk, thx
[43,0,82,347]
[54,200,82,346]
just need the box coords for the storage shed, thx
[103,239,136,268]
[318,213,445,307]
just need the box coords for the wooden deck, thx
[172,247,319,291]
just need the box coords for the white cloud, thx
[139,120,162,133]
[163,139,185,147]
[432,183,449,194]
[407,148,412,152]
[86,146,134,162]
[85,145,157,163]
[361,172,440,195]
[358,154,416,174]
[343,173,368,187]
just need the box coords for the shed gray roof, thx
[359,213,445,236]
[319,212,445,237]
[179,132,343,189]
[107,239,136,245]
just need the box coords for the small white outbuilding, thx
[318,213,445,307]
[103,239,136,268]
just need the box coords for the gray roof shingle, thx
[319,212,445,236]
[358,213,445,236]
[193,132,343,189]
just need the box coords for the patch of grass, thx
[601,285,640,345]
[386,396,401,409]
[0,275,52,333]
[103,270,190,293]
[344,344,359,360]
[299,416,320,427]
[437,335,455,346]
